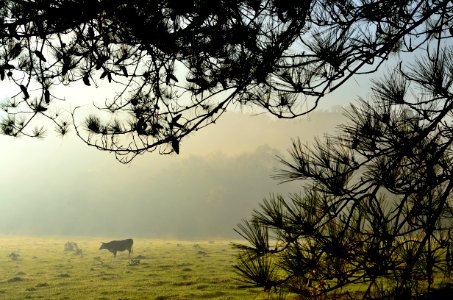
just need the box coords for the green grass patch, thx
[0,236,266,299]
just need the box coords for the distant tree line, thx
[3,0,453,298]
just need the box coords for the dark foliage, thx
[1,0,450,161]
[234,46,453,298]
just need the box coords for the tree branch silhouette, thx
[1,0,451,161]
[234,45,453,298]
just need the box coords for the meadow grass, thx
[0,236,267,300]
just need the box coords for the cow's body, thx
[99,239,133,257]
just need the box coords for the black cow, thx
[99,239,133,257]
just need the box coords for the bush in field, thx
[128,258,140,266]
[8,252,19,261]
[64,241,82,256]
[234,47,453,299]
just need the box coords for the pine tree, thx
[1,0,451,162]
[234,46,453,298]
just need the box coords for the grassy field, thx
[0,236,267,300]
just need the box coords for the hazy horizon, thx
[0,109,350,240]
[0,53,380,240]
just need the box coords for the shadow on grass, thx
[7,277,24,282]
[419,284,453,300]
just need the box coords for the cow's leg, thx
[113,251,117,257]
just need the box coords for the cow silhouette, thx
[99,239,133,257]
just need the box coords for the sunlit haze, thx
[0,71,372,239]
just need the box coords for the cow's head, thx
[99,243,106,250]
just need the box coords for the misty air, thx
[1,0,453,299]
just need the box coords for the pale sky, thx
[0,62,377,239]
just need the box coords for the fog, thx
[0,107,348,240]
[0,21,402,240]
